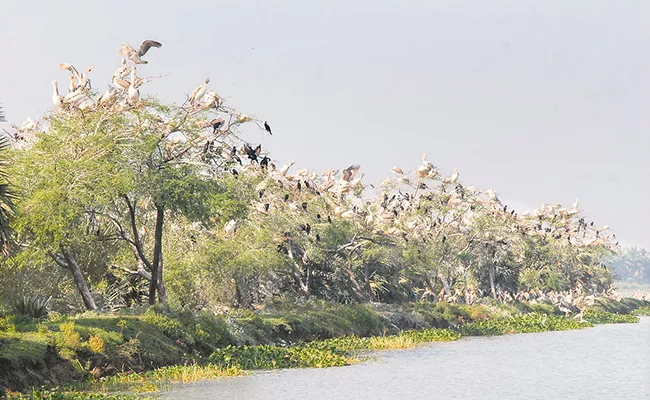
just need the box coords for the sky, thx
[0,1,648,248]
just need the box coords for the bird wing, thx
[138,40,162,56]
[254,144,262,156]
[117,43,137,58]
[60,63,81,81]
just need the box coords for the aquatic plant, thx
[208,344,348,369]
[583,309,639,324]
[632,306,650,316]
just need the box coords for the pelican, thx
[51,80,63,108]
[78,66,94,89]
[112,75,130,91]
[113,59,130,80]
[63,87,86,104]
[68,75,78,93]
[117,40,162,64]
[572,199,579,210]
[60,63,81,84]
[341,210,355,219]
[204,89,218,109]
[392,167,404,175]
[97,89,116,106]
[418,153,434,177]
[128,67,139,105]
[280,160,295,176]
[19,117,36,132]
[444,168,459,184]
[224,219,238,234]
[486,189,498,202]
[78,101,95,112]
[189,78,210,105]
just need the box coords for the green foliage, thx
[632,306,650,316]
[457,313,592,336]
[7,388,153,400]
[209,344,349,369]
[582,309,639,324]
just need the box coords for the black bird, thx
[264,121,272,135]
[503,205,508,212]
[243,143,258,162]
[327,216,332,223]
[301,202,308,211]
[260,156,270,168]
[190,234,197,244]
[231,169,239,177]
[284,194,289,202]
[315,234,321,242]
[442,235,447,244]
[297,181,302,191]
[258,190,265,199]
[511,210,515,215]
[264,203,270,212]
[304,181,310,189]
[211,118,225,134]
[316,213,321,221]
[590,221,594,226]
[305,223,311,234]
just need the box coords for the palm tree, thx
[0,105,17,253]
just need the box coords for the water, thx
[163,318,650,400]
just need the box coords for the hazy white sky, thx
[1,1,648,248]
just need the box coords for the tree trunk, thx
[149,204,165,304]
[60,249,98,311]
[286,242,310,299]
[488,263,497,299]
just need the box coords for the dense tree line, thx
[608,247,650,284]
[0,59,617,314]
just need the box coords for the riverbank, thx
[2,297,648,398]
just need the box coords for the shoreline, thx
[2,298,649,399]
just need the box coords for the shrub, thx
[88,335,105,353]
[59,321,81,351]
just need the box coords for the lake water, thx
[163,317,650,400]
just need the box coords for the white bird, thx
[341,210,355,219]
[63,88,86,104]
[19,117,36,132]
[418,153,434,177]
[204,89,219,109]
[224,219,238,234]
[51,80,63,108]
[280,160,295,176]
[117,40,162,64]
[113,59,130,80]
[60,63,81,84]
[189,78,210,105]
[78,101,95,112]
[78,66,94,89]
[572,199,579,210]
[97,89,116,106]
[444,168,459,184]
[486,189,498,202]
[127,68,139,105]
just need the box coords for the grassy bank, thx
[2,298,648,398]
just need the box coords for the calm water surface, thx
[164,317,650,400]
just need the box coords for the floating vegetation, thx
[632,306,650,316]
[208,344,348,370]
[583,309,640,324]
[5,388,153,400]
[457,313,591,336]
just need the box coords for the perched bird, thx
[264,121,273,135]
[342,165,361,182]
[189,78,210,105]
[210,118,225,134]
[19,117,36,132]
[97,89,116,106]
[51,80,63,108]
[127,67,139,105]
[392,167,404,175]
[117,40,162,64]
[224,219,238,234]
[60,63,81,85]
[280,160,295,176]
[204,90,219,109]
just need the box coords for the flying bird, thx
[118,40,162,64]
